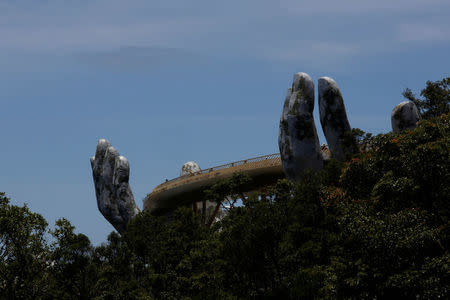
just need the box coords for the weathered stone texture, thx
[391,101,421,133]
[91,139,139,233]
[180,161,201,176]
[318,77,352,161]
[278,72,323,181]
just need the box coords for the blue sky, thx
[1,0,449,244]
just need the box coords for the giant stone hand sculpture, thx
[91,73,404,230]
[279,73,323,181]
[279,73,354,181]
[91,139,140,233]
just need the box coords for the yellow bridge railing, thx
[163,153,281,185]
[145,153,283,212]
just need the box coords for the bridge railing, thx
[163,153,281,185]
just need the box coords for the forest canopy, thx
[1,80,449,299]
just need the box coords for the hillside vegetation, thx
[1,79,449,299]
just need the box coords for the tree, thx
[340,114,450,213]
[105,208,224,299]
[48,218,96,300]
[91,232,141,299]
[203,172,251,225]
[403,77,450,119]
[0,193,50,299]
[0,83,449,299]
[334,114,450,298]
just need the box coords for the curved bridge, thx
[143,153,284,214]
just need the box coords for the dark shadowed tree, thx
[403,77,450,119]
[48,218,96,300]
[0,193,49,299]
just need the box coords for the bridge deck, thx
[143,153,284,214]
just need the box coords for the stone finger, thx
[391,101,420,133]
[93,139,111,177]
[113,156,130,186]
[318,77,352,161]
[279,72,322,181]
[103,145,119,187]
[290,72,315,114]
[114,156,139,231]
[90,156,95,170]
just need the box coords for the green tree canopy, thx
[403,77,450,119]
[0,193,49,299]
[0,79,449,299]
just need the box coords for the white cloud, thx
[0,18,216,51]
[0,0,449,68]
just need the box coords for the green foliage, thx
[48,218,96,299]
[0,117,448,298]
[403,77,450,119]
[204,172,251,207]
[0,193,49,299]
[107,208,224,299]
[341,114,449,214]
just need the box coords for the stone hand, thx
[318,77,352,161]
[279,73,353,181]
[391,101,421,133]
[279,72,323,181]
[90,139,140,233]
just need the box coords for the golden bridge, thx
[143,153,284,214]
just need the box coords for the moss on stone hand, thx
[289,98,300,115]
[321,91,348,133]
[294,115,315,140]
[281,138,293,160]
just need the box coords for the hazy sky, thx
[1,0,449,244]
